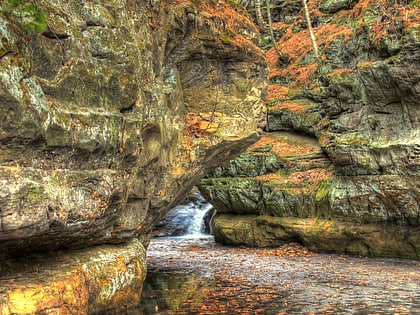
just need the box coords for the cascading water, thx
[152,191,214,238]
[185,198,213,236]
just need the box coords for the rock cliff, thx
[0,0,267,312]
[199,0,419,260]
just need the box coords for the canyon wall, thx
[0,0,267,313]
[200,0,419,260]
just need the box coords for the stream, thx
[137,195,420,314]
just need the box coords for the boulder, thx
[0,0,266,252]
[318,0,359,13]
[212,214,420,260]
[0,239,146,314]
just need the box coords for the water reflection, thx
[140,269,289,315]
[141,271,210,314]
[138,237,420,314]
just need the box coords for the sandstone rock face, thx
[0,0,266,252]
[0,239,146,314]
[0,0,267,312]
[200,0,420,260]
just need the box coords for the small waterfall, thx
[186,196,213,236]
[153,191,213,238]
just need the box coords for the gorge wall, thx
[199,0,419,260]
[0,0,267,313]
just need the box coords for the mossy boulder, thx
[212,214,420,260]
[0,0,266,253]
[318,0,359,14]
[0,239,146,314]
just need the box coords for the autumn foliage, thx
[249,136,321,157]
[265,0,416,101]
[199,1,265,59]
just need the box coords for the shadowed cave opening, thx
[152,190,214,238]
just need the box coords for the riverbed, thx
[138,236,420,314]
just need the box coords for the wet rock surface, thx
[140,237,420,314]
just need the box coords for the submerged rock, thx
[0,0,267,312]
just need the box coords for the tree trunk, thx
[255,0,268,28]
[266,0,288,64]
[302,0,320,62]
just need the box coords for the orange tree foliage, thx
[269,100,309,112]
[256,168,333,194]
[267,24,353,85]
[199,1,266,58]
[249,136,321,157]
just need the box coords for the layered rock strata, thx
[200,0,419,259]
[0,0,267,312]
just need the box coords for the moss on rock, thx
[212,214,420,259]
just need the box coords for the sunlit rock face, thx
[200,0,420,259]
[0,239,146,315]
[0,0,267,312]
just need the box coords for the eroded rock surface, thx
[0,0,267,312]
[0,239,146,314]
[200,0,419,260]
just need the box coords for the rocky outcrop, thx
[0,0,267,312]
[200,0,420,260]
[0,239,146,314]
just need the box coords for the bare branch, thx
[266,0,289,64]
